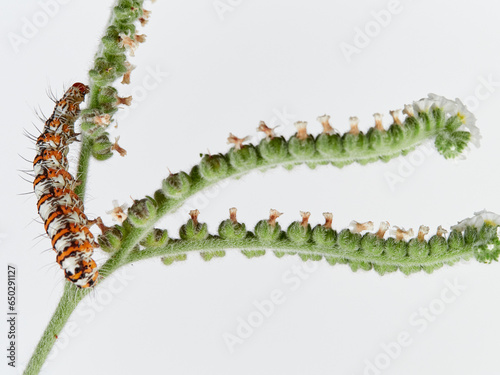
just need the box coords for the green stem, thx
[99,226,150,277]
[74,0,147,194]
[103,107,477,284]
[149,107,474,223]
[23,284,90,375]
[126,236,474,269]
[26,2,148,372]
[75,65,117,201]
[158,136,428,217]
[24,218,496,374]
[23,250,127,375]
[74,135,93,202]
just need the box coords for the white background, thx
[1,0,500,374]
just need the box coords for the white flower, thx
[454,98,481,147]
[107,200,129,223]
[412,97,434,113]
[389,110,402,125]
[451,210,500,231]
[427,93,447,110]
[417,225,430,241]
[436,225,448,237]
[294,121,308,140]
[427,93,457,113]
[349,220,374,233]
[317,114,336,135]
[402,104,414,117]
[389,226,414,241]
[416,94,481,148]
[373,113,384,131]
[477,210,500,227]
[375,221,390,239]
[349,116,360,135]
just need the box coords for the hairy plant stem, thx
[127,238,474,267]
[23,284,90,375]
[75,60,115,200]
[99,226,151,277]
[23,250,128,375]
[24,219,144,374]
[24,224,153,374]
[74,135,94,202]
[26,15,138,374]
[159,136,439,216]
[20,225,480,375]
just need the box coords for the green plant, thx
[24,1,500,374]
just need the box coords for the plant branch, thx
[23,284,91,375]
[122,214,499,275]
[25,1,150,373]
[95,98,481,288]
[75,0,148,199]
[124,102,478,230]
[74,135,94,202]
[129,237,474,268]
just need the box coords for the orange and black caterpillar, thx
[33,83,98,288]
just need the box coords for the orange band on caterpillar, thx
[33,82,98,288]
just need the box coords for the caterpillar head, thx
[64,82,90,105]
[63,256,98,288]
[72,82,90,95]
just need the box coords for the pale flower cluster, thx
[412,94,481,147]
[451,210,500,232]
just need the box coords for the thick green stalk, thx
[24,222,151,374]
[74,85,103,200]
[76,0,147,194]
[98,104,479,282]
[74,135,93,202]
[123,220,500,276]
[99,226,150,277]
[23,284,90,375]
[23,249,129,375]
[25,218,498,374]
[127,237,473,268]
[25,2,149,374]
[142,105,475,224]
[78,0,147,162]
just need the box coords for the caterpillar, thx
[33,83,98,288]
